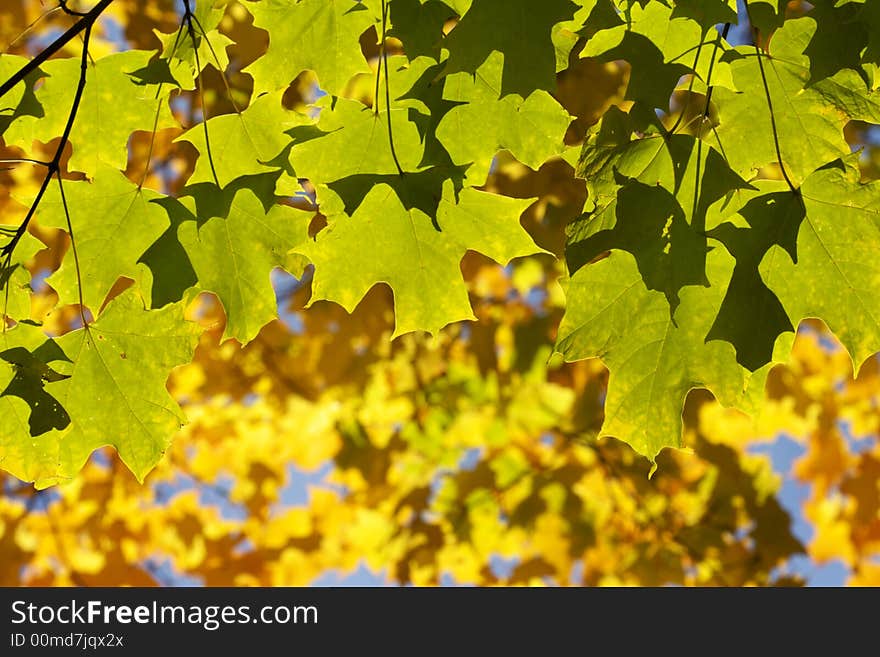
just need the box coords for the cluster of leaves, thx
[0,245,807,586]
[2,253,878,586]
[557,0,880,463]
[1,0,880,499]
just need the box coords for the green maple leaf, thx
[745,0,787,33]
[35,165,169,314]
[3,50,177,176]
[436,51,571,185]
[857,1,880,68]
[443,0,580,96]
[49,290,200,486]
[0,326,70,436]
[178,189,312,343]
[713,17,880,184]
[559,123,777,460]
[289,95,426,184]
[760,159,880,373]
[294,181,545,336]
[555,247,769,462]
[567,115,751,281]
[176,90,311,189]
[0,53,51,139]
[0,291,199,487]
[567,109,677,255]
[7,0,880,490]
[375,55,459,171]
[802,0,868,83]
[243,0,374,96]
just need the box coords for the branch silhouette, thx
[0,0,112,100]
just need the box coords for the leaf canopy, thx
[2,0,880,485]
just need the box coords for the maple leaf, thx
[176,90,311,189]
[555,247,767,461]
[703,182,803,370]
[436,51,572,185]
[0,54,30,132]
[0,265,32,322]
[2,0,880,505]
[35,165,170,314]
[288,95,426,184]
[49,291,200,486]
[760,159,880,373]
[1,211,43,323]
[551,1,611,73]
[155,0,233,90]
[443,0,580,97]
[243,0,374,96]
[713,17,880,184]
[178,189,312,343]
[387,0,456,60]
[0,323,71,485]
[580,1,735,109]
[0,292,198,487]
[294,181,545,336]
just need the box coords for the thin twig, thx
[190,10,265,176]
[688,25,731,256]
[4,5,62,52]
[700,23,731,127]
[0,158,51,166]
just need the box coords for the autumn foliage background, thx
[1,0,879,587]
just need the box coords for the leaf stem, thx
[667,33,705,136]
[183,0,221,187]
[700,23,730,127]
[139,20,187,191]
[379,0,404,177]
[749,24,799,195]
[190,12,242,115]
[56,173,88,328]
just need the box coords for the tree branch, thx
[0,0,113,100]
